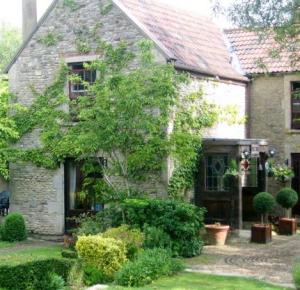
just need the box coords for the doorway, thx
[64,158,104,231]
[291,153,300,215]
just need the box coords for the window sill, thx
[286,129,300,134]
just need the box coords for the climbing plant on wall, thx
[2,39,237,200]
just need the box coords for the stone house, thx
[5,0,274,235]
[226,29,300,217]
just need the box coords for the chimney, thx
[22,0,37,41]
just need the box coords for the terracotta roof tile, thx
[225,28,300,74]
[118,0,245,81]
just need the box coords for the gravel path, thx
[187,232,299,288]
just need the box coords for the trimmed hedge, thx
[253,192,275,215]
[0,258,72,290]
[277,187,298,210]
[2,213,27,242]
[76,235,127,279]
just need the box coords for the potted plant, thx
[251,192,275,243]
[223,159,239,189]
[205,222,230,246]
[224,159,239,179]
[276,187,298,235]
[272,164,294,185]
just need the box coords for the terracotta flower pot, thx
[205,224,230,246]
[251,224,272,244]
[63,233,75,248]
[279,218,297,235]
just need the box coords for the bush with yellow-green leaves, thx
[102,225,144,259]
[76,235,127,279]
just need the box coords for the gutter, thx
[174,63,249,84]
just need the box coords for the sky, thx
[0,0,233,28]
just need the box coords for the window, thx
[291,82,300,129]
[69,63,96,100]
[205,154,229,191]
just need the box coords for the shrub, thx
[293,264,300,290]
[276,187,298,210]
[102,225,144,259]
[120,198,206,257]
[61,249,77,259]
[143,225,171,250]
[2,213,27,242]
[76,235,127,279]
[39,273,65,290]
[115,248,184,287]
[83,265,107,286]
[253,192,275,224]
[75,214,103,236]
[0,258,72,290]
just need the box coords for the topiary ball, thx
[276,187,298,209]
[2,212,27,242]
[253,192,275,215]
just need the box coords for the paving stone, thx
[188,232,300,288]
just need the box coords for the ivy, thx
[63,0,79,10]
[1,39,228,200]
[100,2,113,16]
[38,32,61,47]
[75,39,92,54]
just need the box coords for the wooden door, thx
[291,153,300,215]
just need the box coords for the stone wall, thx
[8,0,165,235]
[8,0,247,235]
[250,74,300,197]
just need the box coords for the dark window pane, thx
[205,154,229,191]
[291,81,300,129]
[69,62,96,99]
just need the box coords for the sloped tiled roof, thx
[225,28,300,74]
[5,0,246,82]
[117,0,245,81]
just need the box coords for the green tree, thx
[0,76,19,179]
[5,40,233,200]
[0,24,21,72]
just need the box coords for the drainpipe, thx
[245,76,252,139]
[22,0,37,41]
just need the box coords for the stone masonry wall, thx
[8,0,166,235]
[250,74,300,199]
[8,0,247,235]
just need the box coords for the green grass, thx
[0,241,16,249]
[0,245,62,266]
[108,272,290,290]
[185,254,218,266]
[293,264,300,290]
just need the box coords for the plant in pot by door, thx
[251,192,275,244]
[272,164,294,185]
[276,187,298,235]
[205,223,230,246]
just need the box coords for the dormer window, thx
[69,62,96,100]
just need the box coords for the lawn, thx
[0,241,16,249]
[108,272,290,290]
[0,244,62,266]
